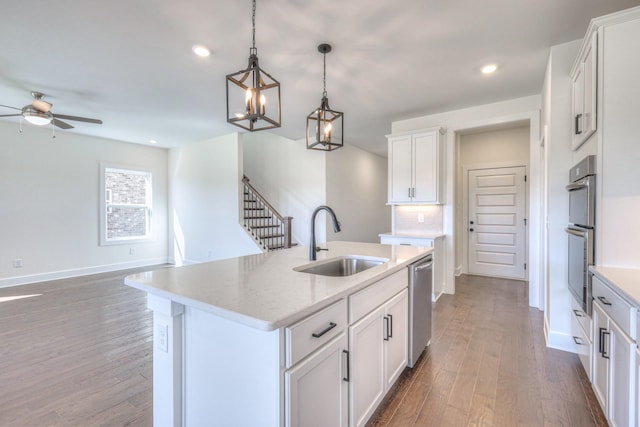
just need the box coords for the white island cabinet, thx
[125,241,430,427]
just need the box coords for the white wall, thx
[325,145,390,243]
[169,133,261,264]
[541,39,581,351]
[0,121,169,287]
[242,133,326,247]
[391,95,541,303]
[459,126,530,166]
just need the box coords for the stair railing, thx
[242,175,293,251]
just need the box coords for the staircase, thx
[242,175,294,251]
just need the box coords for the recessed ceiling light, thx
[481,64,498,74]
[149,139,158,144]
[192,45,211,57]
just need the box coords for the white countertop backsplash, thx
[125,241,431,331]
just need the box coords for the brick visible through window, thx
[103,168,152,242]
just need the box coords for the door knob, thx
[470,221,474,224]
[469,228,474,232]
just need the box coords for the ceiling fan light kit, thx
[306,43,344,151]
[226,0,281,132]
[0,91,103,134]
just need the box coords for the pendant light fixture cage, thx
[306,43,343,151]
[226,0,281,132]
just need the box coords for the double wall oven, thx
[566,155,596,315]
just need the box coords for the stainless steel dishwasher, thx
[408,254,433,368]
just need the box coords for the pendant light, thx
[226,0,281,132]
[306,43,343,151]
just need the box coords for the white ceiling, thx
[2,0,639,157]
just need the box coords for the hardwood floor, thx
[368,274,608,427]
[0,270,606,426]
[0,267,160,426]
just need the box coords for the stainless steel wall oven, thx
[566,155,596,315]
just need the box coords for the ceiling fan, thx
[0,91,103,129]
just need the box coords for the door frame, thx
[462,161,529,279]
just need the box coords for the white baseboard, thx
[455,265,463,276]
[0,257,171,288]
[544,316,576,353]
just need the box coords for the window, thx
[100,165,152,244]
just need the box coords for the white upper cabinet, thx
[571,31,598,150]
[387,127,443,204]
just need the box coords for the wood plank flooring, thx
[0,267,161,426]
[368,274,608,427]
[0,270,607,426]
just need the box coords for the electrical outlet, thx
[129,247,135,255]
[13,258,23,268]
[418,214,425,223]
[207,250,213,258]
[157,324,168,353]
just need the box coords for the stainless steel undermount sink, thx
[294,256,388,277]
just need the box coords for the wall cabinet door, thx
[389,135,413,203]
[609,319,636,427]
[413,132,438,202]
[349,305,385,427]
[593,301,610,413]
[285,333,348,427]
[388,128,441,204]
[571,32,598,150]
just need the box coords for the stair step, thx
[268,245,285,250]
[244,207,265,211]
[258,234,284,239]
[247,225,281,229]
[244,216,273,219]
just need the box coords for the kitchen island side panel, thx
[183,306,283,426]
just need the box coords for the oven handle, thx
[566,227,587,237]
[566,178,590,191]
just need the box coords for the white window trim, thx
[99,163,153,246]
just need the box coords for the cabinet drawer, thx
[286,299,347,368]
[349,270,407,324]
[571,306,592,381]
[571,296,592,341]
[592,275,637,340]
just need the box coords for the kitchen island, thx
[125,241,431,427]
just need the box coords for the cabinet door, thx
[389,135,413,203]
[636,347,639,427]
[593,301,610,413]
[413,131,438,203]
[582,32,597,141]
[349,305,385,427]
[285,333,348,427]
[571,32,597,150]
[384,289,408,389]
[609,320,635,427]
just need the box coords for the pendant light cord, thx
[323,52,327,98]
[251,0,257,52]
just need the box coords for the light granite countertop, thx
[590,266,640,307]
[125,241,431,331]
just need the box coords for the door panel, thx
[468,166,526,279]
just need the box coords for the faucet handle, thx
[315,246,329,252]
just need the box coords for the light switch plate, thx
[418,214,425,223]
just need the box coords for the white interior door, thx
[468,166,526,279]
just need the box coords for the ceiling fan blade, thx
[52,118,74,129]
[0,104,22,111]
[0,114,22,117]
[53,114,102,124]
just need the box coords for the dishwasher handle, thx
[413,257,433,271]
